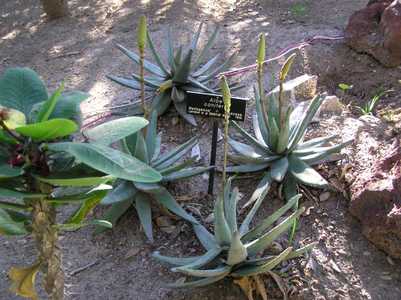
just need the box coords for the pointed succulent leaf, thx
[162,166,213,182]
[145,111,158,161]
[283,174,298,201]
[131,73,164,88]
[101,181,137,205]
[288,155,328,188]
[95,198,133,234]
[241,171,272,212]
[192,54,220,77]
[276,106,292,153]
[192,25,220,70]
[146,31,170,76]
[159,157,197,176]
[286,242,317,259]
[115,43,165,77]
[190,22,203,51]
[193,223,218,251]
[288,94,324,151]
[135,192,154,242]
[227,231,248,265]
[187,76,215,93]
[242,194,302,242]
[173,247,221,270]
[167,273,227,288]
[174,46,183,67]
[150,91,172,116]
[173,100,197,126]
[252,114,267,147]
[0,201,29,212]
[228,138,263,158]
[231,121,271,154]
[0,68,48,116]
[16,119,78,141]
[296,135,338,150]
[166,28,176,71]
[226,162,269,173]
[106,75,154,91]
[224,182,238,233]
[299,140,352,165]
[270,157,289,182]
[48,142,162,183]
[153,136,197,168]
[254,86,270,145]
[153,187,198,224]
[246,208,305,256]
[171,86,186,102]
[174,265,231,278]
[279,53,296,82]
[85,117,148,146]
[36,82,64,122]
[233,247,293,276]
[153,251,205,266]
[134,131,149,164]
[214,192,232,245]
[199,52,236,83]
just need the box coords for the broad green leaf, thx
[36,83,64,122]
[288,155,328,188]
[0,208,28,235]
[67,190,108,224]
[135,192,153,242]
[0,106,26,129]
[48,142,162,183]
[0,164,23,179]
[0,130,18,144]
[0,68,48,115]
[0,188,44,199]
[15,118,78,141]
[85,117,148,145]
[35,174,113,187]
[9,263,40,300]
[56,219,112,231]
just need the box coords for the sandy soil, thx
[1,0,400,299]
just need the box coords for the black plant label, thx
[186,91,247,121]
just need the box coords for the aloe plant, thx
[88,111,212,241]
[228,36,351,210]
[0,68,161,300]
[153,177,316,294]
[108,23,239,126]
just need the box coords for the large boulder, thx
[345,0,401,67]
[344,115,401,258]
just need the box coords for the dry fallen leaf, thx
[234,277,255,300]
[254,275,268,300]
[9,262,41,300]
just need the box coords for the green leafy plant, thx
[356,89,390,115]
[0,68,161,299]
[338,83,353,92]
[227,36,351,213]
[108,22,239,126]
[153,177,316,298]
[88,111,212,241]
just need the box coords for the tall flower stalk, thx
[137,15,148,119]
[221,75,231,187]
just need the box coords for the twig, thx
[68,260,99,277]
[218,35,344,78]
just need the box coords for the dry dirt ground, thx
[1,0,401,299]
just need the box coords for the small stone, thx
[319,192,331,202]
[319,95,343,115]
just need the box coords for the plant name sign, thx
[186,91,247,121]
[186,91,248,194]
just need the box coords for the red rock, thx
[345,0,401,67]
[349,139,401,259]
